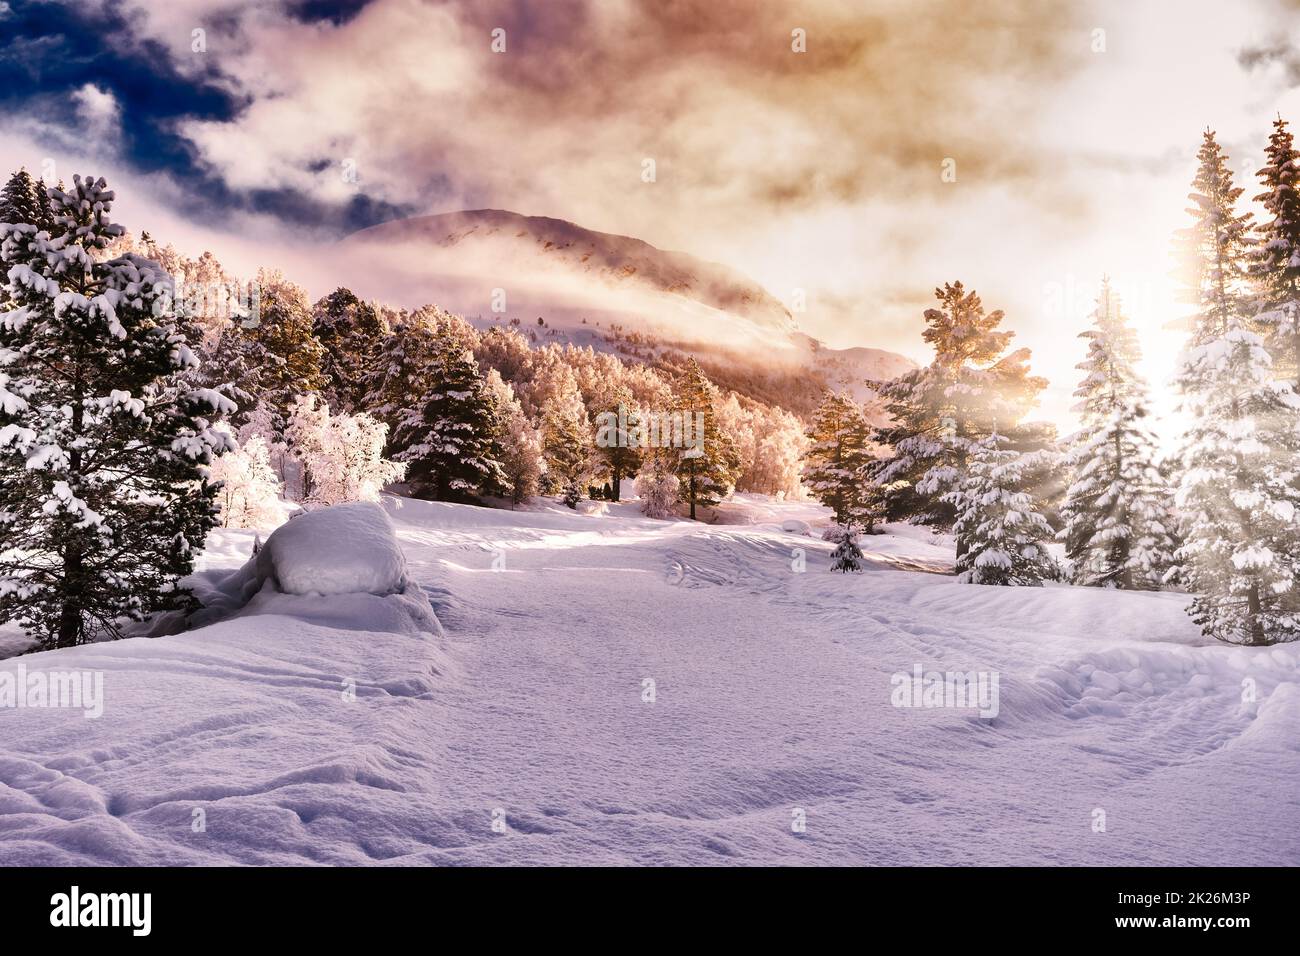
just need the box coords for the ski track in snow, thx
[1,495,1297,865]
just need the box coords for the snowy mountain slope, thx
[331,210,914,412]
[1,496,1296,866]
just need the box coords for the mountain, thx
[333,209,914,415]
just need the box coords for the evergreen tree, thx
[366,311,443,450]
[1174,130,1255,344]
[1175,326,1300,644]
[0,168,41,228]
[594,386,643,502]
[245,269,328,422]
[829,531,864,573]
[870,282,1046,533]
[33,178,56,234]
[540,400,591,507]
[0,175,233,648]
[673,359,740,520]
[946,432,1056,586]
[802,391,879,530]
[393,333,506,502]
[1251,116,1300,387]
[1060,280,1177,589]
[312,287,387,412]
[1174,130,1300,645]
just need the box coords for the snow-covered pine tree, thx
[393,332,506,502]
[1175,326,1300,644]
[870,282,1046,533]
[674,359,740,520]
[802,390,879,530]
[1173,132,1300,644]
[946,432,1057,586]
[0,175,234,648]
[365,311,442,448]
[0,169,42,229]
[1175,130,1256,345]
[1251,115,1300,387]
[1059,280,1177,589]
[829,530,864,573]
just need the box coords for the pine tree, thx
[0,169,42,228]
[365,311,442,445]
[829,531,864,573]
[1175,328,1300,644]
[1174,130,1255,344]
[1174,130,1300,645]
[946,433,1057,586]
[0,175,233,648]
[871,282,1046,533]
[1251,116,1300,387]
[594,386,643,502]
[245,269,328,422]
[802,391,879,530]
[673,359,740,520]
[313,287,387,412]
[394,333,506,502]
[541,399,590,507]
[1060,280,1177,589]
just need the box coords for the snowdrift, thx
[188,502,442,639]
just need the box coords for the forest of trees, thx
[2,114,1298,647]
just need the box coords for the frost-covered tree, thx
[541,398,591,507]
[674,359,740,520]
[946,433,1056,586]
[284,394,404,505]
[1175,130,1256,345]
[1060,280,1177,589]
[209,426,283,528]
[802,391,879,530]
[871,282,1046,533]
[1251,116,1300,387]
[829,531,864,573]
[486,369,545,508]
[394,335,506,502]
[0,175,233,648]
[1173,131,1300,645]
[638,449,681,519]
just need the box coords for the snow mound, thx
[260,502,408,596]
[188,502,442,638]
[781,519,812,536]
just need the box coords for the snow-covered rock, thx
[781,518,812,536]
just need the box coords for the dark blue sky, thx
[0,0,409,233]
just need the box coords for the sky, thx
[2,0,1300,430]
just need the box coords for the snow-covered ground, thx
[1,494,1297,865]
